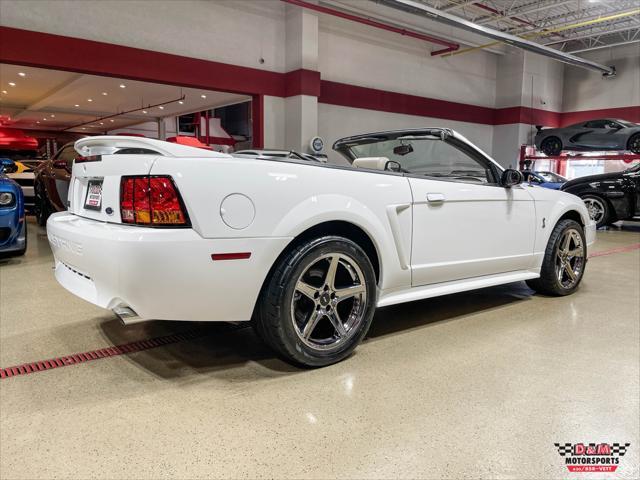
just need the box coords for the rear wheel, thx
[254,236,377,367]
[628,133,640,154]
[526,219,586,296]
[34,183,52,227]
[582,195,611,228]
[541,136,562,156]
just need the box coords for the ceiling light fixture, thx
[119,84,126,88]
[18,72,26,77]
[102,92,108,96]
[142,110,148,114]
[109,119,115,122]
[201,94,207,99]
[36,121,40,124]
[74,104,80,107]
[81,127,86,130]
[178,100,184,105]
[50,114,55,118]
[100,122,104,125]
[8,82,16,87]
[158,105,164,110]
[43,118,47,121]
[87,98,93,102]
[1,90,7,94]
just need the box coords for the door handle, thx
[426,193,445,203]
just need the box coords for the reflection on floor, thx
[1,218,638,479]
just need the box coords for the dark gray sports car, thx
[535,119,640,156]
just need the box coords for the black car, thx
[561,163,640,228]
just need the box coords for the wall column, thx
[284,4,318,152]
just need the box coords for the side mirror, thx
[385,160,402,172]
[501,169,523,188]
[0,158,16,174]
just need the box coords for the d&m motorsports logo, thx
[554,442,631,473]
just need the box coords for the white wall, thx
[563,43,640,112]
[106,118,177,138]
[263,96,286,149]
[0,0,287,73]
[318,103,494,165]
[318,14,497,108]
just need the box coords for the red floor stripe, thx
[0,330,203,380]
[588,243,640,258]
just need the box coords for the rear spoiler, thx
[74,136,232,158]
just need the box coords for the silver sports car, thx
[535,118,640,156]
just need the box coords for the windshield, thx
[616,120,638,128]
[537,171,567,183]
[348,136,494,183]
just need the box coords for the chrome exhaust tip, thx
[112,305,141,325]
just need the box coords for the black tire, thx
[628,133,640,154]
[34,183,51,227]
[540,136,562,156]
[254,236,377,367]
[526,219,586,296]
[582,194,611,228]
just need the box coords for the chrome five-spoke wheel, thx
[583,197,605,224]
[555,228,585,290]
[255,236,376,367]
[292,253,367,351]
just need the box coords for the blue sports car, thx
[0,158,27,257]
[522,170,568,190]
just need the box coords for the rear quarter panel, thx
[150,157,414,291]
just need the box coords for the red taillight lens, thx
[120,178,135,223]
[120,175,188,226]
[149,177,186,225]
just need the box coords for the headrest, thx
[352,157,390,170]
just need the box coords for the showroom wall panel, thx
[563,43,640,113]
[0,0,287,73]
[318,103,494,165]
[317,15,498,108]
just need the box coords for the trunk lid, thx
[68,154,158,223]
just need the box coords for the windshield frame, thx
[333,128,503,185]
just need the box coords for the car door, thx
[405,138,536,286]
[578,120,621,149]
[47,145,74,210]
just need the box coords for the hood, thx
[561,171,623,189]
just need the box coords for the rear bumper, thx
[47,212,291,322]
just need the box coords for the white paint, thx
[47,132,594,324]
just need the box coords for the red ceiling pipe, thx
[281,0,459,53]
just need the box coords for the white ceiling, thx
[0,64,250,133]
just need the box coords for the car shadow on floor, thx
[98,281,534,380]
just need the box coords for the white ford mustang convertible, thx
[47,129,595,366]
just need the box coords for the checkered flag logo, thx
[555,443,573,456]
[611,443,630,457]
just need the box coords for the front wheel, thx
[628,133,640,154]
[582,195,610,228]
[526,219,586,296]
[254,236,377,367]
[541,136,562,156]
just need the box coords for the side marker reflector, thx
[211,252,252,261]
